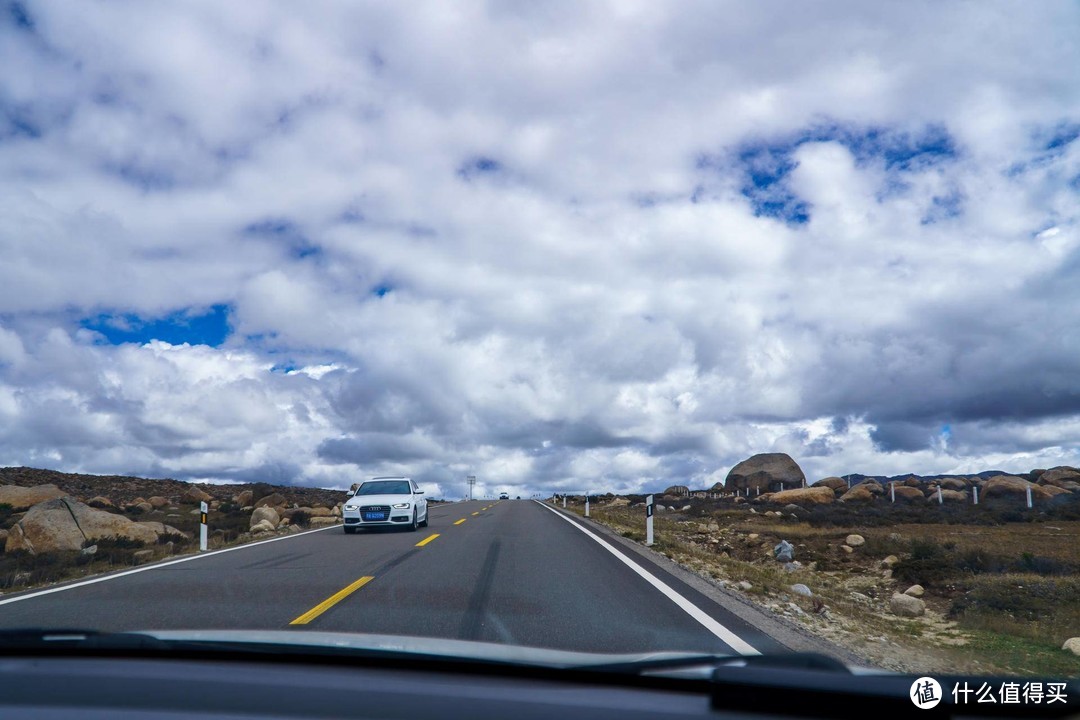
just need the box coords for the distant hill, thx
[0,466,346,509]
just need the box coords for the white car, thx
[342,477,428,533]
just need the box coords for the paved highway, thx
[0,499,835,657]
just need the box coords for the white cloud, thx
[1,1,1080,495]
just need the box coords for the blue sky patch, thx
[82,304,231,347]
[705,122,960,225]
[243,217,321,259]
[457,156,503,181]
[7,1,33,31]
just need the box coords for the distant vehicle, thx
[342,477,427,533]
[499,492,509,500]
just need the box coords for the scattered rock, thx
[774,540,795,563]
[608,497,630,507]
[148,496,168,508]
[706,521,720,533]
[1039,467,1080,488]
[904,584,925,598]
[939,489,968,503]
[890,593,925,617]
[783,561,802,572]
[939,477,968,491]
[840,545,853,554]
[133,502,154,514]
[845,534,865,547]
[87,496,115,509]
[791,583,813,597]
[235,489,254,507]
[746,533,759,541]
[737,581,753,591]
[81,544,97,556]
[1063,638,1080,656]
[881,555,899,568]
[251,519,276,533]
[0,484,68,511]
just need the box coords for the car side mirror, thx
[346,490,355,497]
[416,489,424,494]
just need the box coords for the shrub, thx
[892,538,953,587]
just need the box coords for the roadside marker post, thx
[646,494,654,546]
[563,494,567,508]
[585,493,590,518]
[1026,485,1033,509]
[973,486,979,505]
[199,501,208,552]
[937,486,943,505]
[890,483,895,503]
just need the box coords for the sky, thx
[1,1,1079,498]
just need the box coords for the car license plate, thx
[363,512,385,521]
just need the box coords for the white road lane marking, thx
[534,500,761,656]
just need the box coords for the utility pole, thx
[467,476,476,502]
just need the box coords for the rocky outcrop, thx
[148,496,168,508]
[766,486,834,506]
[5,498,184,555]
[939,477,968,491]
[724,453,806,493]
[235,489,254,507]
[0,484,68,511]
[663,485,690,496]
[890,485,926,502]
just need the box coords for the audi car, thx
[342,477,428,533]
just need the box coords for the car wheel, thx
[344,526,356,534]
[419,508,428,528]
[409,509,418,532]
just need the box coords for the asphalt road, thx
[0,499,798,656]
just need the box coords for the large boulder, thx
[939,477,968,491]
[1038,467,1080,488]
[183,486,212,504]
[724,453,806,493]
[235,489,254,507]
[983,476,1052,501]
[250,506,280,530]
[938,489,968,503]
[889,593,926,617]
[663,485,689,497]
[5,498,178,555]
[838,485,875,503]
[0,484,68,511]
[815,477,848,491]
[254,493,287,509]
[148,496,169,508]
[766,486,835,506]
[890,485,926,502]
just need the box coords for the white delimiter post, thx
[1026,485,1033,509]
[563,494,567,508]
[585,493,590,518]
[973,485,979,505]
[199,501,208,552]
[937,486,943,505]
[646,494,655,546]
[890,483,896,503]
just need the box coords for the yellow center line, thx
[289,576,374,626]
[454,518,466,525]
[415,533,440,547]
[471,511,479,516]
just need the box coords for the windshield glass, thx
[354,481,411,496]
[1,0,1078,691]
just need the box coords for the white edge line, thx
[0,524,341,607]
[533,500,761,656]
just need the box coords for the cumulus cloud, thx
[2,1,1080,496]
